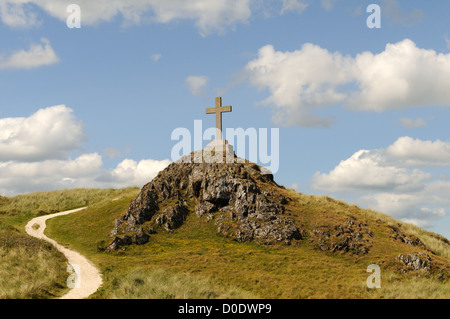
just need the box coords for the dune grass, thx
[2,187,449,299]
[0,187,139,228]
[365,272,450,299]
[0,221,68,299]
[45,191,449,299]
[0,187,140,299]
[104,268,256,299]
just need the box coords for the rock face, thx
[107,152,302,250]
[396,252,433,271]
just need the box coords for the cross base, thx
[202,140,235,163]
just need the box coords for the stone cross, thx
[206,97,232,141]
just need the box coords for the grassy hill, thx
[1,187,449,299]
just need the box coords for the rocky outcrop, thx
[388,225,425,247]
[395,252,450,281]
[396,252,433,271]
[107,152,302,250]
[309,218,374,255]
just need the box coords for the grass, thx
[0,187,139,228]
[1,186,449,299]
[0,221,68,299]
[105,268,256,299]
[365,272,450,299]
[0,187,140,299]
[45,189,450,299]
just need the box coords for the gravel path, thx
[25,207,103,299]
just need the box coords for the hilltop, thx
[107,151,450,284]
[1,154,449,298]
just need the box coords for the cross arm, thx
[206,106,232,114]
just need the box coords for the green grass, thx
[0,187,140,299]
[0,187,139,229]
[45,190,450,299]
[2,186,449,299]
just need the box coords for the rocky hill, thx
[108,151,450,281]
[109,151,301,249]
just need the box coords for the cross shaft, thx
[206,97,232,140]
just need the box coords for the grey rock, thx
[396,252,433,271]
[107,151,300,250]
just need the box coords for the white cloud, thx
[96,158,171,188]
[280,0,308,15]
[0,154,171,195]
[311,137,450,230]
[0,0,253,36]
[0,105,171,195]
[348,39,450,112]
[0,1,40,28]
[360,192,447,228]
[245,43,351,127]
[151,53,162,62]
[0,105,85,161]
[245,39,450,127]
[0,153,103,195]
[0,38,59,70]
[386,136,450,167]
[311,149,431,193]
[400,117,427,128]
[185,75,209,97]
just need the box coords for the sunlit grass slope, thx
[45,188,450,299]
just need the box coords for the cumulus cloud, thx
[0,154,171,195]
[245,39,450,127]
[0,105,171,195]
[311,136,450,230]
[185,75,210,97]
[0,0,253,36]
[0,153,103,195]
[311,149,431,193]
[386,137,450,167]
[0,105,85,161]
[96,158,171,188]
[0,38,59,70]
[360,192,447,228]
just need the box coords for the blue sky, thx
[1,0,450,239]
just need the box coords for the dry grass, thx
[365,272,450,299]
[105,268,256,299]
[0,223,68,299]
[0,187,140,299]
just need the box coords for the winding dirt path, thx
[25,207,103,299]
